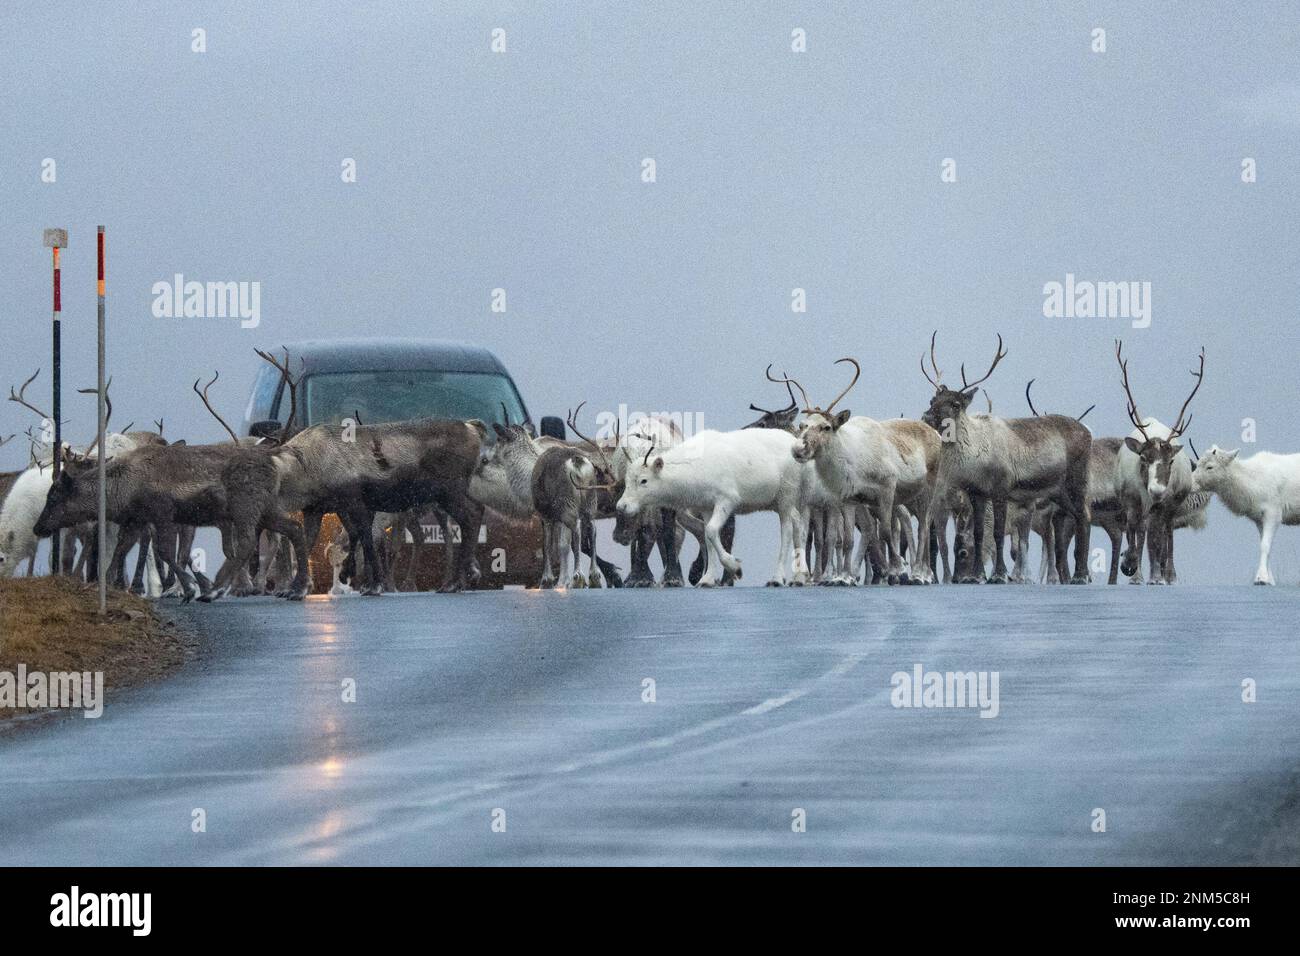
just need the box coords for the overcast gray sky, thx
[2,2,1298,583]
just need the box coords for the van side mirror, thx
[539,416,566,440]
[249,420,283,440]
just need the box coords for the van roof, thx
[277,338,512,376]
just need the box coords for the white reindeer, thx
[1192,445,1300,585]
[775,360,938,584]
[615,427,808,586]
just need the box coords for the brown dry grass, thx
[0,577,195,725]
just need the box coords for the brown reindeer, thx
[1114,340,1204,584]
[921,333,1093,584]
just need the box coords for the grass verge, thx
[0,576,195,727]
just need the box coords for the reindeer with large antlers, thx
[777,359,939,584]
[1114,340,1205,584]
[921,333,1093,584]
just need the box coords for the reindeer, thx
[921,333,1093,584]
[1114,340,1204,584]
[1188,444,1296,584]
[34,438,312,602]
[607,414,690,588]
[2,371,168,585]
[775,360,938,584]
[736,379,854,585]
[1016,379,1134,585]
[469,408,623,588]
[615,421,809,587]
[529,404,617,589]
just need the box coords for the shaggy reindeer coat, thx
[276,418,485,593]
[33,442,310,601]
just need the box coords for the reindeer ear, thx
[652,456,664,472]
[959,387,978,407]
[834,409,851,428]
[1223,448,1240,463]
[1124,437,1143,454]
[492,423,509,440]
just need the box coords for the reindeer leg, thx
[716,514,737,586]
[768,507,793,587]
[965,495,987,583]
[989,498,1009,583]
[265,512,311,601]
[153,518,199,603]
[341,508,383,596]
[1106,522,1121,585]
[626,523,654,588]
[700,502,738,587]
[130,527,151,594]
[584,510,603,588]
[658,508,684,587]
[1149,515,1170,582]
[537,520,555,589]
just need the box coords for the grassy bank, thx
[0,577,194,725]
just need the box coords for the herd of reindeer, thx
[2,333,1298,601]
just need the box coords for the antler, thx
[1187,438,1200,464]
[254,347,303,441]
[765,365,812,412]
[0,433,12,448]
[565,401,617,473]
[1076,404,1096,422]
[154,418,164,436]
[193,371,241,443]
[921,331,943,389]
[960,334,1007,390]
[1114,339,1151,443]
[8,370,51,422]
[1025,379,1040,417]
[77,377,114,454]
[750,377,797,415]
[1168,347,1205,439]
[825,358,860,413]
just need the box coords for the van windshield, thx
[303,370,527,427]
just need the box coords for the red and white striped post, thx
[42,228,67,574]
[96,226,107,613]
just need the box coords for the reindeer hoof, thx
[988,573,1007,584]
[766,579,784,588]
[698,578,717,589]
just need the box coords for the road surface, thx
[1,586,1297,865]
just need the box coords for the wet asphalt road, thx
[0,586,1297,866]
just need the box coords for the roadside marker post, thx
[96,226,107,614]
[42,228,67,574]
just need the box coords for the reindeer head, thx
[1188,444,1237,493]
[742,377,800,432]
[765,360,860,462]
[1115,340,1205,502]
[33,450,101,536]
[920,332,1006,434]
[615,438,667,518]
